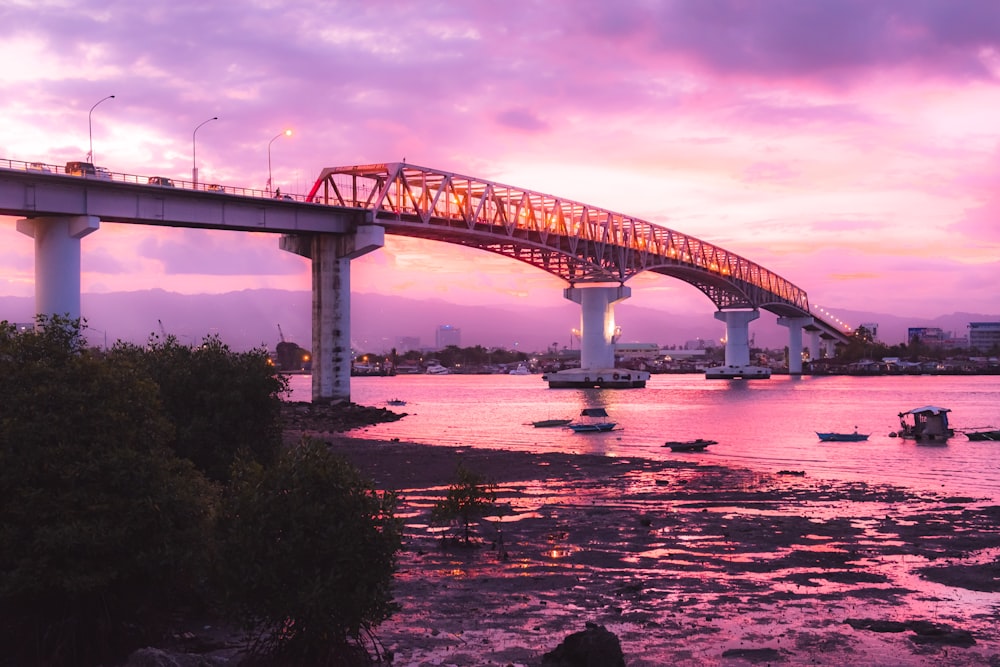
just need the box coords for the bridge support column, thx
[777,316,814,375]
[809,331,821,360]
[542,285,649,388]
[565,285,630,370]
[706,309,770,379]
[16,215,100,321]
[716,309,759,367]
[281,225,384,403]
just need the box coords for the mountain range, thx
[1,289,996,354]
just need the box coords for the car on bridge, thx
[147,176,176,187]
[65,161,112,180]
[27,161,51,173]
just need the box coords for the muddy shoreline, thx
[276,398,1000,666]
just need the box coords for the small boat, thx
[509,363,531,375]
[425,363,450,375]
[817,429,869,442]
[386,398,407,406]
[664,438,717,452]
[892,406,954,442]
[531,418,573,428]
[963,428,1000,441]
[568,407,616,433]
[568,422,617,433]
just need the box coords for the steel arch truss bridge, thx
[307,162,811,317]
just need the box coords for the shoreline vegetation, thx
[233,401,1000,666]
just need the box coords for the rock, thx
[121,647,233,666]
[541,622,626,667]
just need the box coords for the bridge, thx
[1,158,850,401]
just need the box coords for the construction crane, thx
[277,324,286,343]
[158,319,167,338]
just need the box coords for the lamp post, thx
[87,94,115,163]
[192,116,218,187]
[267,129,292,194]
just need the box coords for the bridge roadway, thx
[1,158,850,401]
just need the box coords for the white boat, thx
[509,363,530,375]
[425,363,451,375]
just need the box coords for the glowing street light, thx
[267,129,292,194]
[87,94,115,163]
[192,116,218,186]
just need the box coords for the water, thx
[286,373,1000,500]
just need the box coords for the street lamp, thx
[267,129,292,194]
[192,116,218,187]
[87,94,115,163]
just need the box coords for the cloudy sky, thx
[2,0,999,327]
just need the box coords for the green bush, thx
[217,438,402,664]
[0,317,217,666]
[111,334,288,482]
[431,462,499,545]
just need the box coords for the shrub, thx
[0,317,217,666]
[111,334,288,482]
[430,462,499,545]
[217,438,402,664]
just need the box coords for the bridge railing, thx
[1,157,312,202]
[308,163,810,311]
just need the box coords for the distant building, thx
[907,327,967,349]
[969,322,1000,351]
[614,343,660,360]
[860,322,879,341]
[435,324,461,349]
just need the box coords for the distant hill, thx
[1,290,996,353]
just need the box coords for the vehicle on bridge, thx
[147,176,176,187]
[65,160,111,179]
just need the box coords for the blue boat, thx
[569,408,616,433]
[817,429,869,442]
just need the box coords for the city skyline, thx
[2,2,1000,326]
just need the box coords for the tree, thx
[217,438,402,664]
[431,463,499,545]
[111,334,288,482]
[0,317,216,666]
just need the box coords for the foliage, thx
[430,463,499,545]
[217,438,402,664]
[391,344,529,368]
[111,333,289,482]
[0,317,217,666]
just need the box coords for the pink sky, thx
[2,0,999,328]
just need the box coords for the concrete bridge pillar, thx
[564,284,630,370]
[777,316,814,374]
[715,309,760,367]
[281,225,384,403]
[809,330,822,360]
[16,215,100,321]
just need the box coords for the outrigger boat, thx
[664,438,717,452]
[962,428,1000,441]
[816,429,869,442]
[531,418,573,428]
[568,408,616,433]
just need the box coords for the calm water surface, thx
[286,373,1000,500]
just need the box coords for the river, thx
[285,373,1000,501]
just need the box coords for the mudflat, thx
[314,431,1000,667]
